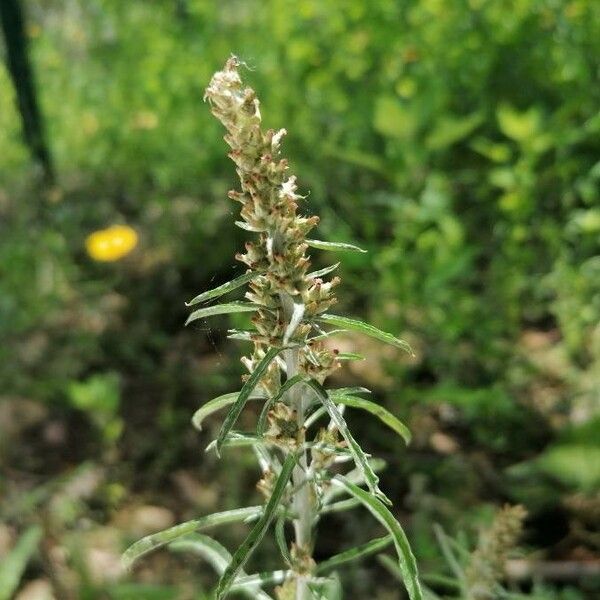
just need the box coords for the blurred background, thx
[1,0,599,598]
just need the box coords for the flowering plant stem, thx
[123,57,422,600]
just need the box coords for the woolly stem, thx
[281,292,314,600]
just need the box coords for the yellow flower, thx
[86,225,138,262]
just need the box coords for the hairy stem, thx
[280,292,313,600]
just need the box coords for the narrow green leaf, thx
[432,525,464,583]
[332,476,423,600]
[337,352,365,361]
[227,329,254,342]
[186,302,257,326]
[257,374,306,435]
[305,406,327,429]
[317,535,393,574]
[322,459,387,505]
[206,432,265,453]
[310,328,347,341]
[320,498,361,515]
[186,272,257,307]
[274,516,291,565]
[331,394,411,445]
[379,557,448,599]
[170,534,273,600]
[230,570,289,593]
[307,263,340,279]
[309,581,342,600]
[193,391,266,431]
[0,526,42,600]
[235,221,267,233]
[306,239,367,253]
[317,314,413,355]
[216,346,283,455]
[304,379,390,505]
[329,387,371,397]
[308,575,344,600]
[216,453,297,599]
[122,506,262,570]
[253,444,281,473]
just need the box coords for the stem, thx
[281,292,314,600]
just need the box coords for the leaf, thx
[227,329,254,342]
[497,103,541,143]
[186,272,257,306]
[107,583,179,600]
[216,347,283,455]
[122,506,262,569]
[306,239,367,253]
[274,515,291,565]
[0,526,42,600]
[329,386,371,396]
[320,498,361,515]
[192,391,266,431]
[186,302,258,326]
[378,555,447,599]
[304,406,327,429]
[317,314,413,354]
[425,112,483,151]
[230,571,289,593]
[332,476,423,600]
[311,573,343,600]
[336,352,365,361]
[307,263,340,279]
[432,524,464,582]
[235,221,267,233]
[310,329,347,341]
[205,432,265,453]
[373,96,419,140]
[317,535,393,574]
[216,452,297,599]
[304,379,390,505]
[283,302,305,344]
[538,445,600,492]
[329,394,411,445]
[323,143,388,177]
[322,458,387,505]
[170,534,273,600]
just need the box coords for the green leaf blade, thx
[193,391,266,431]
[304,379,390,505]
[122,506,262,570]
[330,394,412,445]
[216,452,297,599]
[308,263,340,279]
[186,272,257,307]
[306,239,367,253]
[332,476,423,600]
[0,526,42,600]
[186,301,258,326]
[317,314,413,355]
[216,346,283,455]
[170,534,273,600]
[316,535,393,574]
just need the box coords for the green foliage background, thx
[1,0,599,598]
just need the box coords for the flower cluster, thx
[465,504,527,600]
[204,56,340,374]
